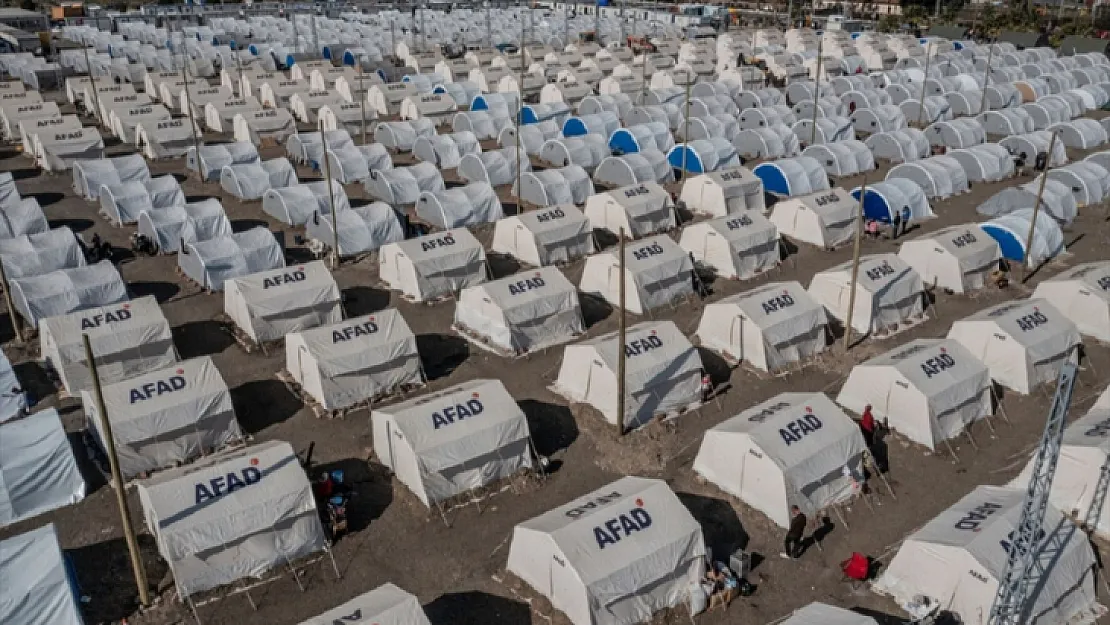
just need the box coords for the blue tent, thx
[248,44,260,55]
[609,128,643,154]
[562,117,590,137]
[980,223,1026,262]
[521,106,553,125]
[752,162,791,195]
[470,94,496,111]
[851,186,898,222]
[284,54,297,69]
[666,145,708,174]
[342,50,359,66]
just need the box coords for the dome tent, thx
[947,298,1080,395]
[136,199,233,255]
[0,410,85,527]
[801,140,876,177]
[364,162,445,206]
[695,281,828,371]
[515,166,594,207]
[977,180,1078,226]
[732,124,801,160]
[413,131,481,169]
[178,227,285,292]
[808,253,927,337]
[836,338,992,451]
[454,267,585,356]
[981,208,1065,268]
[305,202,404,259]
[9,261,128,329]
[371,379,533,507]
[679,166,765,217]
[864,128,929,163]
[262,180,349,227]
[1031,261,1110,343]
[416,182,505,229]
[583,182,677,239]
[754,156,830,197]
[769,186,858,249]
[490,205,594,267]
[579,235,694,315]
[0,524,85,625]
[693,392,866,528]
[897,224,1002,294]
[373,119,436,152]
[458,148,531,187]
[378,229,487,303]
[679,212,780,280]
[851,178,932,224]
[552,321,704,429]
[886,155,968,200]
[947,143,1015,183]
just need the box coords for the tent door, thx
[729,315,744,356]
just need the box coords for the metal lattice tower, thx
[988,349,1080,625]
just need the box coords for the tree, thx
[878,13,900,32]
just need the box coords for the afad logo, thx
[431,391,484,429]
[624,329,663,358]
[262,267,306,289]
[81,302,132,330]
[332,315,379,343]
[920,345,957,379]
[779,405,822,447]
[593,497,652,549]
[129,368,186,404]
[195,456,262,504]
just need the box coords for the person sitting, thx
[865,219,881,239]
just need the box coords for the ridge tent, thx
[225,261,342,343]
[299,584,432,625]
[371,378,534,507]
[0,409,86,527]
[178,227,285,292]
[552,320,703,428]
[220,157,298,201]
[679,212,780,280]
[0,524,85,625]
[262,180,349,227]
[136,117,200,159]
[897,224,1002,294]
[136,440,331,602]
[837,338,992,450]
[40,295,175,394]
[753,156,830,197]
[318,101,378,136]
[285,309,424,411]
[136,199,234,255]
[22,115,82,161]
[981,208,1065,268]
[693,392,866,527]
[886,155,969,199]
[454,267,584,355]
[204,96,263,133]
[1032,261,1110,342]
[379,229,487,302]
[579,234,694,315]
[506,476,706,625]
[769,187,857,249]
[782,603,878,625]
[305,202,404,259]
[679,166,766,217]
[36,126,104,172]
[947,298,1081,394]
[583,181,676,239]
[695,280,828,371]
[515,166,595,207]
[873,485,1100,625]
[850,178,932,224]
[490,204,595,267]
[289,89,347,124]
[0,227,84,280]
[80,356,242,480]
[233,108,297,146]
[416,182,505,229]
[808,254,927,336]
[107,103,171,144]
[365,163,445,206]
[9,261,128,329]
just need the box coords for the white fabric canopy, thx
[0,409,86,527]
[0,524,85,625]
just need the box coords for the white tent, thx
[506,476,706,625]
[808,254,927,336]
[99,175,185,226]
[947,299,1081,395]
[137,441,330,600]
[36,127,104,172]
[1032,261,1110,343]
[374,119,436,151]
[285,309,424,411]
[897,224,1002,294]
[305,202,404,259]
[679,212,780,280]
[579,235,694,315]
[679,166,765,217]
[863,128,930,163]
[947,143,1015,182]
[233,108,298,145]
[0,351,21,423]
[416,182,505,229]
[769,187,857,249]
[490,204,595,267]
[753,156,830,197]
[9,261,128,329]
[371,378,533,507]
[379,229,487,302]
[413,131,480,169]
[837,338,992,450]
[225,261,342,343]
[72,153,149,201]
[365,163,445,206]
[262,180,349,227]
[220,157,298,201]
[300,584,432,625]
[80,356,242,479]
[0,409,86,527]
[781,603,878,625]
[552,320,703,428]
[583,182,676,239]
[186,142,260,182]
[873,485,1101,625]
[0,524,85,625]
[693,392,866,527]
[886,155,969,199]
[696,280,829,371]
[455,267,584,355]
[0,227,84,280]
[0,197,46,240]
[801,139,876,177]
[981,208,1066,268]
[137,198,233,255]
[516,166,595,207]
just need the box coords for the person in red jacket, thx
[860,404,876,449]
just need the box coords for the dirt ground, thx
[4,90,1110,625]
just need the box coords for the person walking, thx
[860,404,876,449]
[890,211,901,240]
[900,206,911,237]
[782,505,807,559]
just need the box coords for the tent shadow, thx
[342,285,392,317]
[850,607,912,625]
[485,252,520,280]
[128,280,180,304]
[50,217,95,233]
[579,292,613,329]
[311,457,393,534]
[676,492,749,560]
[69,534,168,625]
[230,379,305,433]
[172,319,236,359]
[13,360,57,411]
[28,191,64,206]
[697,346,733,388]
[9,167,39,181]
[68,430,109,493]
[416,334,470,380]
[519,399,578,458]
[424,591,532,625]
[231,218,269,232]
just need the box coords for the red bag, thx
[841,552,869,581]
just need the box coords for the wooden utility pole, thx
[181,56,203,177]
[843,176,867,351]
[319,119,341,269]
[83,334,150,608]
[681,67,692,178]
[915,43,932,128]
[0,260,22,345]
[358,65,367,145]
[978,40,994,115]
[809,37,823,146]
[83,45,103,130]
[617,228,627,435]
[515,20,525,209]
[1021,130,1059,281]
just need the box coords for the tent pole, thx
[842,175,866,351]
[864,449,895,498]
[978,40,994,115]
[181,53,203,179]
[326,544,342,579]
[320,118,341,269]
[0,260,22,345]
[358,65,367,145]
[808,37,822,147]
[681,65,691,179]
[990,384,1013,425]
[83,333,151,607]
[83,45,104,135]
[1021,128,1058,284]
[617,228,627,436]
[915,43,932,128]
[515,18,525,212]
